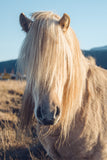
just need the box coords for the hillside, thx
[83,49,107,69]
[0,46,107,73]
[0,59,17,73]
[90,45,107,51]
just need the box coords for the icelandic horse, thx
[19,11,107,160]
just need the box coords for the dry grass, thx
[0,80,51,160]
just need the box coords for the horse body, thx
[19,11,107,160]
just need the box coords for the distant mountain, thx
[0,45,107,74]
[83,46,107,69]
[90,45,107,51]
[0,59,17,73]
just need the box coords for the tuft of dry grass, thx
[0,80,52,160]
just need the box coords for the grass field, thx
[0,80,51,160]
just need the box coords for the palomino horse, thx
[19,11,107,160]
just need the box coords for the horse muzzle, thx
[36,105,60,125]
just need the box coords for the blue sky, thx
[0,0,107,61]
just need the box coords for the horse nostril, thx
[37,106,42,119]
[55,106,60,117]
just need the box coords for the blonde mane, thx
[18,11,88,138]
[18,11,107,141]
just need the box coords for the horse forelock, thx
[18,11,87,139]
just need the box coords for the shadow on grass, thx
[0,142,52,160]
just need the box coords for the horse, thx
[18,11,107,160]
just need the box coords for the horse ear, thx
[19,13,33,32]
[59,13,70,32]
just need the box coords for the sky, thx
[0,0,107,61]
